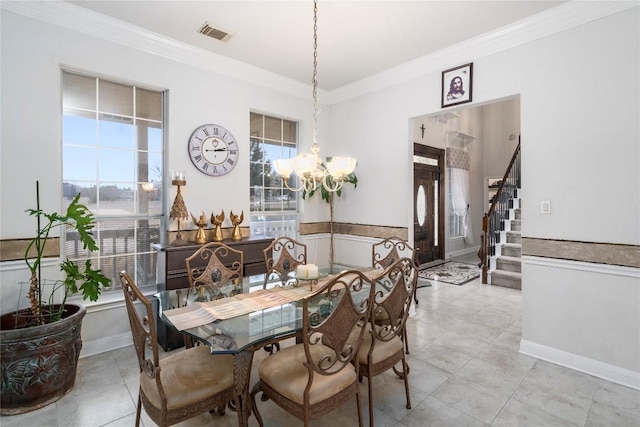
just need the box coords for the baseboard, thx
[520,339,640,390]
[419,259,447,270]
[446,245,480,260]
[80,332,132,359]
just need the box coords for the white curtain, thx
[450,167,473,244]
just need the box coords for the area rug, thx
[418,262,480,285]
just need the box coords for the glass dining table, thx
[154,264,373,427]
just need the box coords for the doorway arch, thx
[409,96,521,261]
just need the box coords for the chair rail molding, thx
[523,255,640,278]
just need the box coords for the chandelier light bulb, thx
[293,153,318,176]
[327,157,357,178]
[274,158,294,178]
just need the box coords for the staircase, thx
[489,197,521,289]
[479,140,521,287]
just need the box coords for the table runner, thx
[164,284,316,331]
[163,268,380,331]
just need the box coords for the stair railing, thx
[479,140,521,284]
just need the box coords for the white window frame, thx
[249,112,298,239]
[62,70,165,297]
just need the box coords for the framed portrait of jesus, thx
[442,63,473,108]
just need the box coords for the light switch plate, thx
[541,200,551,214]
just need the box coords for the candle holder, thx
[170,178,189,245]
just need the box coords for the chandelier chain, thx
[312,0,318,147]
[271,0,356,194]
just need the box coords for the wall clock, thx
[187,124,239,176]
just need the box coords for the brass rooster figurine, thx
[210,210,225,242]
[230,210,244,241]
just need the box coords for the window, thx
[249,112,298,238]
[449,169,463,238]
[62,71,164,296]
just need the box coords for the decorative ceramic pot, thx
[0,304,86,415]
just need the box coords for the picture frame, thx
[441,63,473,108]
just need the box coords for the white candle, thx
[307,264,318,278]
[296,264,308,279]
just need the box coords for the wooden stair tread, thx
[502,242,521,248]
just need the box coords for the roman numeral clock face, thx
[188,124,239,176]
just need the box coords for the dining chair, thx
[263,236,307,288]
[371,236,417,354]
[119,271,235,427]
[260,236,308,353]
[358,257,417,427]
[185,242,244,296]
[249,269,375,427]
[183,242,244,348]
[371,237,416,271]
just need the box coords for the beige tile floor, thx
[2,255,639,426]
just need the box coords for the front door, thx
[413,144,444,265]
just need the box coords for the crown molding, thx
[0,0,314,101]
[2,1,637,104]
[328,1,639,104]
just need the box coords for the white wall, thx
[516,10,639,245]
[0,9,316,354]
[1,2,638,386]
[481,98,521,180]
[521,258,640,388]
[325,6,640,386]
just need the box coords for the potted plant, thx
[303,164,357,269]
[0,182,110,415]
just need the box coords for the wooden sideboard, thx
[153,235,274,351]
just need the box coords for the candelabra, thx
[170,172,189,245]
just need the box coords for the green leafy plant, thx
[24,183,110,325]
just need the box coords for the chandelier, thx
[273,0,357,193]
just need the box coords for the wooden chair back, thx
[185,242,243,295]
[301,269,373,376]
[370,257,417,345]
[120,271,160,379]
[263,236,307,286]
[372,237,420,308]
[372,237,415,270]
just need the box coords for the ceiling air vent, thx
[197,22,232,42]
